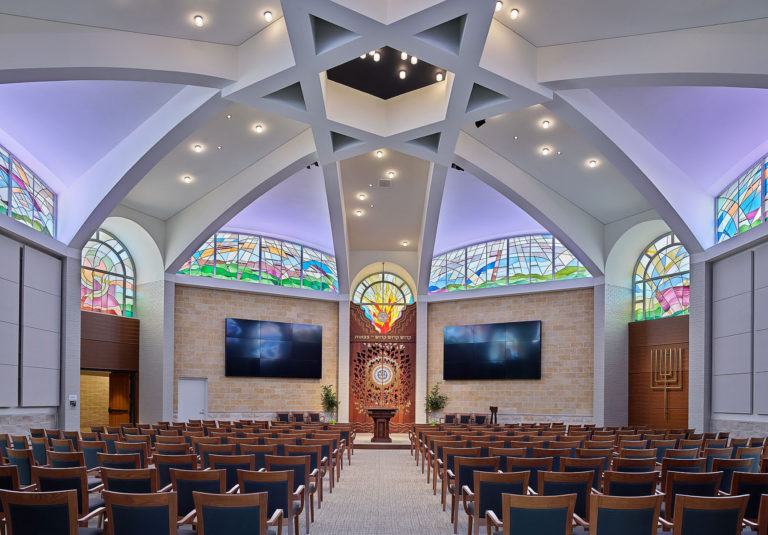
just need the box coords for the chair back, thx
[576,448,612,471]
[156,435,185,444]
[703,447,733,471]
[712,458,753,492]
[114,441,150,468]
[561,457,603,490]
[47,451,85,469]
[442,447,481,473]
[664,471,722,520]
[101,467,159,493]
[0,489,78,534]
[62,432,80,451]
[730,471,768,521]
[103,490,178,535]
[199,444,236,469]
[101,433,119,454]
[285,445,322,473]
[7,449,34,486]
[0,434,9,459]
[153,453,198,489]
[265,455,310,489]
[29,437,48,466]
[614,457,656,473]
[539,470,594,520]
[506,456,553,494]
[660,457,706,491]
[650,440,677,463]
[703,439,728,449]
[209,454,255,491]
[487,447,526,472]
[589,494,662,535]
[97,452,142,470]
[620,448,657,459]
[193,491,271,535]
[672,495,748,535]
[474,471,529,523]
[602,470,659,497]
[455,456,499,492]
[80,441,107,470]
[736,446,763,472]
[238,469,295,519]
[31,466,88,516]
[533,448,570,471]
[170,468,226,517]
[240,445,277,470]
[499,493,576,535]
[49,438,74,453]
[0,465,21,512]
[156,442,189,455]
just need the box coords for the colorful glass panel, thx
[428,254,448,293]
[324,254,339,293]
[529,234,553,283]
[10,158,35,230]
[302,247,326,291]
[737,161,762,233]
[0,145,9,215]
[633,232,690,321]
[445,248,465,291]
[553,238,586,280]
[81,229,135,317]
[508,236,531,285]
[237,234,260,282]
[281,241,302,288]
[0,145,56,235]
[214,232,239,280]
[352,272,413,334]
[260,238,282,286]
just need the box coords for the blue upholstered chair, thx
[7,449,35,486]
[285,445,323,510]
[0,434,9,461]
[660,457,706,492]
[209,454,255,493]
[461,470,528,535]
[614,457,657,473]
[729,471,768,524]
[63,432,80,452]
[265,454,314,534]
[533,448,570,472]
[506,456,553,494]
[736,447,764,473]
[703,447,733,471]
[238,468,303,535]
[485,493,576,535]
[450,456,500,533]
[538,470,594,525]
[169,468,226,521]
[440,447,479,511]
[576,447,612,472]
[102,490,188,535]
[561,457,604,491]
[47,451,85,469]
[31,466,105,527]
[99,433,119,455]
[602,470,659,497]
[156,443,190,456]
[670,495,748,535]
[114,441,150,468]
[154,454,198,490]
[198,444,235,470]
[97,452,141,470]
[650,439,678,464]
[100,467,158,494]
[240,445,278,472]
[10,436,28,451]
[30,437,49,467]
[0,488,103,535]
[50,439,74,453]
[80,441,107,471]
[574,494,662,535]
[193,491,282,535]
[712,457,753,493]
[662,471,722,522]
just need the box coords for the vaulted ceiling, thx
[1,0,767,293]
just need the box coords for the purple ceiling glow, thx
[0,80,182,189]
[595,86,768,195]
[433,169,545,255]
[223,167,335,253]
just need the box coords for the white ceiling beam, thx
[547,90,709,252]
[538,18,768,90]
[321,162,351,293]
[454,131,605,276]
[416,163,447,294]
[164,129,318,272]
[0,14,237,87]
[61,87,227,248]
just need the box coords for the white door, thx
[178,378,208,422]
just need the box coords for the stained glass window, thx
[81,229,135,317]
[0,145,9,215]
[429,234,589,293]
[352,272,413,334]
[179,231,338,293]
[717,157,765,243]
[633,232,690,321]
[0,143,56,236]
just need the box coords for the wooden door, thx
[108,372,132,426]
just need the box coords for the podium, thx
[366,407,397,442]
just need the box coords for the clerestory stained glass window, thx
[352,272,413,334]
[0,142,56,236]
[633,232,690,321]
[81,229,135,317]
[716,156,765,243]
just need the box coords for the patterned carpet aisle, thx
[310,449,469,535]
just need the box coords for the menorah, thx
[650,347,684,423]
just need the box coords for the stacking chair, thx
[712,458,753,492]
[669,495,748,535]
[662,471,722,522]
[660,457,706,492]
[461,470,528,535]
[240,444,277,472]
[29,437,49,467]
[619,448,657,459]
[431,438,463,491]
[485,493,576,535]
[6,449,35,486]
[291,412,305,424]
[440,447,481,510]
[100,433,119,455]
[728,471,768,524]
[50,439,75,453]
[0,488,103,535]
[80,441,106,471]
[169,468,226,522]
[576,448,612,472]
[209,455,255,493]
[506,456,553,494]
[237,469,302,535]
[704,439,728,449]
[736,446,763,472]
[703,447,733,471]
[538,471,594,528]
[264,439,296,458]
[561,457,604,491]
[100,467,158,493]
[154,454,198,490]
[614,457,657,473]
[578,494,662,535]
[285,445,324,509]
[265,455,313,534]
[96,452,141,470]
[47,451,86,471]
[198,444,235,469]
[0,435,9,461]
[102,490,183,535]
[191,491,283,535]
[114,441,150,468]
[664,448,699,459]
[450,456,499,532]
[156,442,190,456]
[307,412,322,424]
[63,432,80,452]
[602,470,659,496]
[31,467,105,527]
[533,448,570,471]
[9,436,26,452]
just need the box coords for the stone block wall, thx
[427,288,594,422]
[174,286,339,419]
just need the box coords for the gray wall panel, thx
[712,373,752,414]
[713,251,752,302]
[0,321,19,366]
[21,367,60,407]
[755,329,768,373]
[22,287,61,333]
[756,372,768,415]
[754,243,768,290]
[713,293,752,339]
[712,333,752,376]
[0,235,20,283]
[0,364,18,407]
[0,278,19,325]
[754,286,768,332]
[22,326,60,370]
[22,246,61,296]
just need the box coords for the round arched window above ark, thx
[81,228,136,317]
[633,232,690,321]
[352,272,413,334]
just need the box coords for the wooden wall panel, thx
[81,311,139,371]
[628,315,689,429]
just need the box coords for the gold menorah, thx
[650,347,683,423]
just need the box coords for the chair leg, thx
[305,489,310,534]
[317,475,322,508]
[310,493,315,522]
[441,477,447,510]
[467,514,472,535]
[473,515,480,535]
[293,514,299,535]
[453,492,459,534]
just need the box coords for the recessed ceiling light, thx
[557,151,561,155]
[410,56,418,65]
[370,204,374,208]
[254,124,264,133]
[369,50,375,56]
[355,210,363,216]
[401,51,408,61]
[360,54,367,59]
[263,11,273,22]
[541,147,551,155]
[436,72,444,82]
[510,8,520,19]
[387,171,395,179]
[373,51,381,62]
[541,120,550,129]
[226,114,232,119]
[217,146,222,150]
[495,1,503,11]
[193,15,204,27]
[402,240,409,247]
[514,135,519,140]
[358,193,366,200]
[193,144,203,153]
[376,150,383,158]
[588,159,598,168]
[369,183,373,187]
[183,175,192,183]
[399,70,407,79]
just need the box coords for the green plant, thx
[328,420,336,425]
[425,382,448,413]
[320,384,339,413]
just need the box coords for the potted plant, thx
[320,384,339,423]
[425,382,448,423]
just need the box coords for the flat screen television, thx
[443,320,541,380]
[225,318,322,379]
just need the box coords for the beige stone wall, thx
[174,286,339,417]
[80,371,110,432]
[427,288,594,421]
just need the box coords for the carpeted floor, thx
[310,449,470,535]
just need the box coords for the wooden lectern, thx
[366,407,397,442]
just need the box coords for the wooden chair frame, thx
[102,490,178,535]
[208,454,256,493]
[97,452,142,470]
[450,456,500,532]
[0,489,82,535]
[192,490,283,535]
[169,468,226,522]
[588,494,662,534]
[671,494,748,535]
[537,470,595,526]
[663,471,723,522]
[602,470,660,496]
[462,470,529,535]
[100,467,159,493]
[285,445,324,511]
[265,455,313,535]
[485,494,576,535]
[660,457,706,492]
[236,469,302,535]
[30,466,104,527]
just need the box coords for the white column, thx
[337,297,350,422]
[688,256,711,431]
[59,254,82,431]
[415,299,428,423]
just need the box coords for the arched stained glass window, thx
[352,272,413,334]
[634,232,689,321]
[81,229,135,317]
